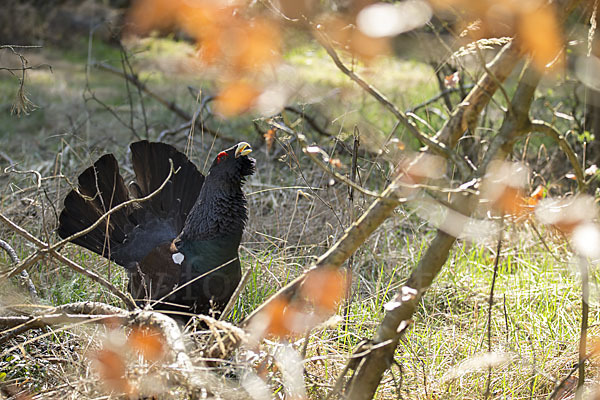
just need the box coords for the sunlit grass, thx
[0,35,597,399]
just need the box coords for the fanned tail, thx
[129,141,204,228]
[57,141,205,268]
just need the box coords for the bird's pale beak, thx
[235,142,252,158]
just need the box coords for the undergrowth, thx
[0,35,598,399]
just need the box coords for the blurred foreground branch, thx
[315,29,473,177]
[0,301,192,372]
[342,54,540,400]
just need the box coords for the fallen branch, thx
[0,301,192,371]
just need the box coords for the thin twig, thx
[0,239,38,301]
[284,106,332,138]
[270,121,390,200]
[94,62,233,142]
[530,120,586,191]
[577,255,589,396]
[485,219,504,398]
[406,84,475,114]
[343,126,360,328]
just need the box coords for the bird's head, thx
[207,142,255,183]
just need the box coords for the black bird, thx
[57,140,255,317]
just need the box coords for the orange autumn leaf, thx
[93,349,130,394]
[264,128,276,150]
[319,15,352,47]
[329,158,343,169]
[535,196,596,235]
[399,155,445,184]
[428,0,564,72]
[128,327,165,362]
[444,71,460,89]
[349,29,390,61]
[517,5,563,71]
[177,3,231,39]
[127,0,182,35]
[320,15,388,60]
[493,185,527,216]
[215,81,259,116]
[197,33,223,65]
[261,298,302,338]
[301,268,350,312]
[551,219,582,235]
[232,20,281,72]
[525,185,545,207]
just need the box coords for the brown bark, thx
[343,61,542,400]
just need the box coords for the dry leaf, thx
[215,81,260,116]
[261,298,300,338]
[264,129,276,150]
[128,327,165,362]
[444,71,460,89]
[301,268,350,312]
[93,349,131,394]
[517,5,563,71]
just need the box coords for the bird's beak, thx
[235,142,252,158]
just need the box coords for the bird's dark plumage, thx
[58,140,255,317]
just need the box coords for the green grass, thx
[0,35,597,399]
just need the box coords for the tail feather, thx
[57,154,131,261]
[130,141,204,227]
[58,141,204,268]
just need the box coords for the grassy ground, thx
[0,35,597,399]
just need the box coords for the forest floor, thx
[0,35,597,399]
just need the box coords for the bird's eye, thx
[217,151,228,163]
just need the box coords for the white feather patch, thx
[172,252,185,265]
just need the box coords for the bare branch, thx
[93,62,233,142]
[342,53,540,400]
[0,239,38,300]
[314,29,473,177]
[0,213,136,309]
[435,42,520,148]
[530,120,585,191]
[269,121,389,200]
